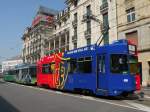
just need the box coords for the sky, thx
[0,0,66,63]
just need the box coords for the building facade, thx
[22,6,58,64]
[66,0,118,50]
[45,0,118,55]
[116,0,150,86]
[45,7,70,53]
[22,1,118,62]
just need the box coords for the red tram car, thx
[37,53,63,88]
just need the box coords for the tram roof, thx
[15,63,36,69]
[65,39,129,56]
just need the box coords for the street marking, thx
[55,91,63,94]
[144,95,150,99]
[5,82,146,112]
[125,101,150,112]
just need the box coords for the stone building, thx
[66,0,118,50]
[116,0,150,86]
[22,0,118,62]
[45,0,118,53]
[44,7,70,53]
[22,6,58,63]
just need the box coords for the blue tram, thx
[61,39,140,96]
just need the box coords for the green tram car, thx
[3,69,16,82]
[15,64,37,85]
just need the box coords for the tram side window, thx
[22,69,28,78]
[78,57,92,73]
[68,59,77,74]
[99,55,105,73]
[30,68,36,77]
[42,64,49,74]
[111,54,128,74]
[3,71,8,75]
[15,70,19,76]
[42,63,55,74]
[4,70,15,75]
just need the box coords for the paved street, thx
[0,80,150,112]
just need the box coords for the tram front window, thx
[129,56,139,74]
[111,54,128,74]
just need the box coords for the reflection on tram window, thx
[99,55,105,73]
[78,57,92,73]
[111,54,128,74]
[68,59,77,74]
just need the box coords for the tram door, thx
[97,54,107,90]
[138,62,143,85]
[57,62,65,89]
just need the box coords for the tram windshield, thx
[111,54,128,74]
[128,56,139,74]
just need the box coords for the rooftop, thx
[65,0,74,5]
[37,6,59,16]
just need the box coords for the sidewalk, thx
[132,87,150,107]
[141,86,150,98]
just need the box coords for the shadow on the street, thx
[60,89,140,101]
[0,96,20,112]
[95,94,139,101]
[47,88,139,101]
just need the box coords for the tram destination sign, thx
[67,45,96,54]
[128,44,136,55]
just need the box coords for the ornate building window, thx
[126,7,135,23]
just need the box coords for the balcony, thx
[82,11,93,22]
[72,34,77,42]
[84,30,91,39]
[100,2,108,14]
[72,19,78,27]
